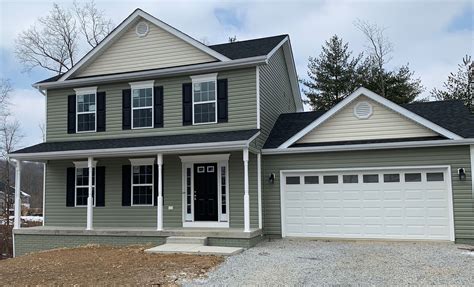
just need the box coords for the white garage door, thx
[282,167,453,241]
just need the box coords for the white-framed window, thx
[130,81,154,129]
[129,158,155,206]
[75,87,97,133]
[191,73,217,125]
[73,161,97,207]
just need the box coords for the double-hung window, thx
[191,74,217,124]
[130,158,155,206]
[74,161,96,207]
[130,81,154,129]
[75,87,97,132]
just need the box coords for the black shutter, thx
[67,95,76,134]
[122,165,131,206]
[154,86,164,128]
[66,167,75,207]
[122,89,131,130]
[96,92,106,132]
[217,79,228,123]
[95,166,105,207]
[182,83,192,125]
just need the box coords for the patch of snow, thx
[21,216,43,222]
[462,252,474,257]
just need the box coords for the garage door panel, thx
[283,168,452,240]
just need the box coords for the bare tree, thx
[15,1,113,75]
[354,19,393,97]
[0,113,22,258]
[73,0,113,48]
[0,79,12,117]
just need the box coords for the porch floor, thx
[14,226,263,239]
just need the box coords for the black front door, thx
[194,163,218,221]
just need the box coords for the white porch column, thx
[257,153,262,229]
[86,157,94,230]
[157,153,163,231]
[13,160,22,229]
[243,148,250,232]
[470,145,474,199]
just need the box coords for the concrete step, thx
[166,236,207,245]
[145,244,243,256]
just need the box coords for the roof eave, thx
[34,56,267,89]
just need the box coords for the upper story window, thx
[191,73,217,125]
[130,81,154,129]
[75,87,97,133]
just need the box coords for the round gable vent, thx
[136,22,149,37]
[354,101,373,119]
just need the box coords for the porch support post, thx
[157,153,163,231]
[13,160,22,229]
[470,145,474,199]
[86,156,94,231]
[257,153,262,229]
[243,148,250,232]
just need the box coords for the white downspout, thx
[243,148,250,232]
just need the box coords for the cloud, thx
[9,88,45,148]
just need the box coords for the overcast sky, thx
[0,0,472,148]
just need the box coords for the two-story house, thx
[10,9,474,257]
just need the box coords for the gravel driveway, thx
[186,238,474,286]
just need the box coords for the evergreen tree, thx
[431,55,473,111]
[301,35,362,110]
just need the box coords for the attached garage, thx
[281,167,454,241]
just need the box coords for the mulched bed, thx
[0,245,224,286]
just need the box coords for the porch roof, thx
[10,129,260,161]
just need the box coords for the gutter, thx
[10,132,260,161]
[262,139,474,155]
[33,56,268,90]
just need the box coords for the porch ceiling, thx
[9,129,260,161]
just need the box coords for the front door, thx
[194,163,218,221]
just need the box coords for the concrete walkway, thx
[145,236,243,256]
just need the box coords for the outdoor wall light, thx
[458,168,466,181]
[269,173,275,184]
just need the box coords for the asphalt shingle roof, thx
[208,35,288,60]
[264,100,474,149]
[13,129,259,154]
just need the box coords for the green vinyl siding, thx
[46,68,257,142]
[262,146,474,241]
[44,151,259,229]
[257,48,297,148]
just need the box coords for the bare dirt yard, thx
[0,245,224,286]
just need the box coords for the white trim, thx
[10,137,260,161]
[263,139,474,155]
[267,36,289,59]
[257,153,262,229]
[191,73,218,125]
[279,165,455,241]
[129,80,154,90]
[73,160,98,168]
[129,157,155,165]
[256,66,261,129]
[13,160,22,229]
[180,154,230,163]
[75,89,97,133]
[35,56,267,90]
[279,87,463,149]
[471,145,474,198]
[130,163,155,207]
[58,9,229,81]
[74,87,97,95]
[183,221,229,228]
[353,101,373,119]
[130,81,154,129]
